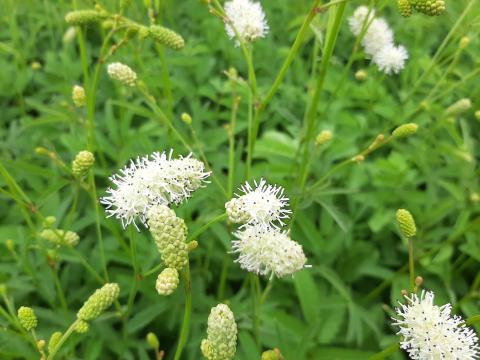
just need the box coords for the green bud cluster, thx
[74,320,90,334]
[40,229,80,247]
[77,283,120,321]
[156,268,179,295]
[396,209,417,238]
[72,150,95,177]
[18,306,37,331]
[72,85,86,107]
[392,123,418,138]
[48,332,62,354]
[446,98,472,116]
[65,10,105,25]
[146,332,160,349]
[315,130,333,146]
[201,304,237,360]
[397,0,413,17]
[147,25,185,50]
[410,0,446,16]
[147,205,189,270]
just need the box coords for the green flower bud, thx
[74,320,90,334]
[107,62,137,87]
[40,229,80,247]
[181,112,192,125]
[147,205,189,270]
[475,110,480,121]
[147,25,185,50]
[397,0,413,17]
[201,304,237,360]
[146,332,160,349]
[262,349,284,360]
[37,339,46,350]
[48,332,62,355]
[63,26,77,44]
[355,69,367,81]
[460,36,470,49]
[31,61,42,70]
[5,239,14,251]
[72,85,86,107]
[18,306,37,331]
[72,150,95,177]
[77,283,120,321]
[315,130,333,146]
[156,268,179,296]
[396,209,417,238]
[446,98,472,116]
[65,10,105,25]
[392,123,418,138]
[411,0,445,16]
[42,216,57,228]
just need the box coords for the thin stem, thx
[368,343,400,360]
[466,314,480,325]
[126,226,139,316]
[251,274,261,349]
[408,237,415,292]
[173,263,192,360]
[260,276,274,304]
[46,319,79,360]
[227,91,240,198]
[50,266,68,312]
[142,263,163,278]
[187,213,227,241]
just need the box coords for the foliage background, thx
[0,0,479,359]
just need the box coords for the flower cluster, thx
[101,150,210,229]
[392,291,479,359]
[349,6,408,75]
[201,304,237,360]
[224,0,269,44]
[226,179,307,278]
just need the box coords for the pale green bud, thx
[392,123,418,138]
[77,283,120,321]
[42,216,57,228]
[460,36,470,49]
[446,98,471,116]
[146,332,160,349]
[65,10,105,25]
[355,70,367,81]
[107,62,137,87]
[181,113,192,125]
[397,0,413,17]
[37,339,46,351]
[147,25,185,50]
[40,229,80,247]
[147,205,189,270]
[396,209,417,238]
[225,198,250,224]
[201,304,237,360]
[72,85,86,107]
[72,150,95,177]
[48,332,62,354]
[156,268,179,296]
[262,349,284,360]
[74,320,90,333]
[31,61,42,70]
[18,306,37,331]
[5,239,14,251]
[315,130,333,146]
[475,110,480,121]
[62,26,77,44]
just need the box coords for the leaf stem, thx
[173,262,192,360]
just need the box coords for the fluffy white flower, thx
[107,62,137,87]
[225,179,291,227]
[373,44,408,75]
[232,225,307,278]
[101,150,210,228]
[348,6,376,36]
[362,18,394,57]
[392,291,479,360]
[224,0,268,44]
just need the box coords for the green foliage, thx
[0,0,479,359]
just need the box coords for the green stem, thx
[173,263,192,360]
[187,213,227,241]
[368,343,400,360]
[50,266,68,312]
[46,319,79,360]
[126,226,139,316]
[408,237,415,292]
[466,314,480,325]
[251,274,261,348]
[217,256,230,301]
[142,263,163,278]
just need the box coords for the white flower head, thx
[362,18,394,56]
[101,150,210,229]
[225,179,291,227]
[107,62,137,87]
[224,0,269,44]
[232,225,307,278]
[348,6,376,36]
[392,290,479,360]
[373,44,408,75]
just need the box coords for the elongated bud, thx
[72,85,86,107]
[35,147,51,156]
[181,112,192,125]
[77,283,120,321]
[411,0,445,16]
[315,130,333,146]
[5,239,14,251]
[65,10,105,25]
[146,332,160,349]
[40,229,80,247]
[147,205,189,270]
[74,320,90,333]
[107,62,137,87]
[201,304,237,360]
[155,268,179,296]
[63,26,77,44]
[147,25,185,50]
[392,123,418,138]
[446,98,471,116]
[396,209,417,238]
[397,0,413,17]
[355,69,367,81]
[48,332,62,354]
[18,306,37,331]
[72,150,95,177]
